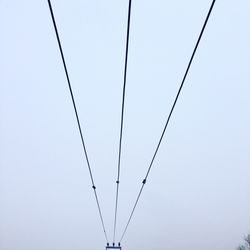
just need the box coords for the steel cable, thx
[119,0,217,242]
[47,0,109,243]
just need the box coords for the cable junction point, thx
[106,242,122,249]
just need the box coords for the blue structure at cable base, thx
[106,242,121,249]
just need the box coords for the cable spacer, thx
[116,180,119,184]
[142,179,146,184]
[92,185,96,189]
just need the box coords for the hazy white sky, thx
[1,0,250,249]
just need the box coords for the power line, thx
[119,0,217,243]
[47,0,109,243]
[113,0,132,244]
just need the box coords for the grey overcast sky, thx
[0,0,250,250]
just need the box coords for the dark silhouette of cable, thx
[113,0,132,244]
[47,0,109,243]
[119,0,217,242]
